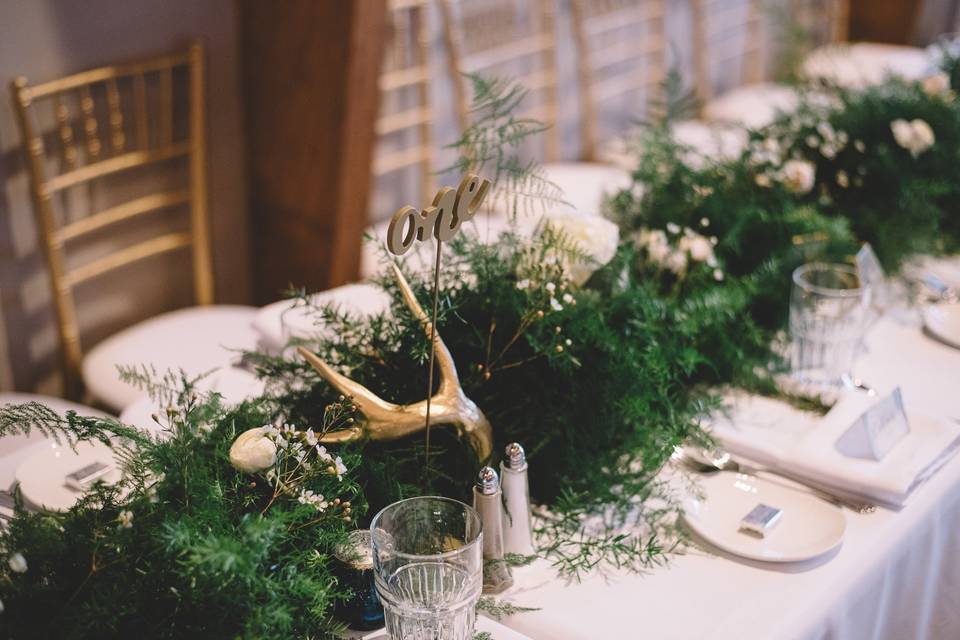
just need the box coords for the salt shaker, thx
[500,442,534,556]
[473,466,514,594]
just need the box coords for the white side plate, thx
[15,441,121,512]
[922,302,960,350]
[682,471,846,563]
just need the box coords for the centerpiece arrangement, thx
[2,40,960,638]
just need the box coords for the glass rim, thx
[792,262,864,298]
[369,495,483,562]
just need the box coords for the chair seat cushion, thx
[802,42,930,89]
[702,82,800,130]
[83,305,260,410]
[539,162,632,215]
[253,284,393,354]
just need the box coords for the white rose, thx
[541,211,620,285]
[891,118,935,157]
[780,160,816,194]
[8,553,27,574]
[229,427,278,474]
[921,72,950,97]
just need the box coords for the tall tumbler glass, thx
[371,496,483,640]
[789,263,870,388]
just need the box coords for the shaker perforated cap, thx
[505,442,526,470]
[476,466,500,495]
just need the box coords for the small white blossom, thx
[710,236,719,246]
[854,140,866,153]
[922,71,951,97]
[755,173,772,188]
[565,338,572,346]
[836,170,849,188]
[117,511,134,530]
[700,217,710,227]
[7,553,27,574]
[713,269,725,282]
[549,297,564,312]
[304,429,317,447]
[516,279,530,290]
[298,489,329,512]
[334,456,347,481]
[665,250,688,274]
[562,293,574,304]
[545,282,556,293]
[891,118,935,157]
[666,222,681,235]
[316,446,333,463]
[805,135,820,148]
[780,160,816,194]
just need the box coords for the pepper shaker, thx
[473,466,514,594]
[500,442,534,556]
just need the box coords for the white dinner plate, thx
[15,440,122,512]
[922,302,960,350]
[682,471,846,562]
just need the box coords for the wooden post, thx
[240,0,387,303]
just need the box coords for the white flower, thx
[816,121,836,141]
[679,234,715,264]
[298,489,329,511]
[229,427,278,474]
[7,553,27,574]
[699,217,710,228]
[805,134,820,148]
[316,445,333,463]
[713,269,725,282]
[304,429,317,447]
[755,173,772,188]
[549,297,564,312]
[198,423,213,434]
[562,292,574,304]
[666,222,681,234]
[334,456,347,480]
[821,144,836,160]
[665,250,688,274]
[516,279,530,290]
[117,510,134,529]
[854,140,866,153]
[836,170,849,188]
[780,160,816,194]
[545,282,556,293]
[891,118,935,157]
[922,71,950,97]
[540,211,620,286]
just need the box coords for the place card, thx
[834,387,910,461]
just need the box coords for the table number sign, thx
[835,387,911,461]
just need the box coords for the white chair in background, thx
[10,41,259,411]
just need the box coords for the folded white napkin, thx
[709,391,960,508]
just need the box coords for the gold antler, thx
[297,264,494,462]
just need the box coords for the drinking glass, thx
[370,496,483,640]
[789,262,870,388]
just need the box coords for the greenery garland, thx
[1,44,960,637]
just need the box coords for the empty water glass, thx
[789,262,870,388]
[371,496,483,640]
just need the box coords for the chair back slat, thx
[9,41,212,397]
[439,0,560,162]
[370,0,434,219]
[571,0,666,160]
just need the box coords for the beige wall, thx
[0,0,250,394]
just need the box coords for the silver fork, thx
[677,447,878,514]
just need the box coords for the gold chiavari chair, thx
[693,0,854,130]
[438,0,561,162]
[570,0,667,162]
[10,41,258,407]
[370,0,435,221]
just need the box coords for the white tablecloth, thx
[493,309,960,640]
